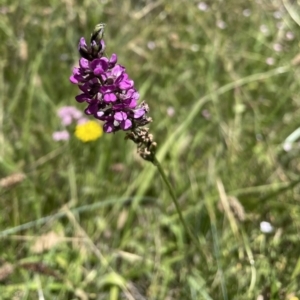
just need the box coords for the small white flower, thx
[217,20,227,29]
[198,2,208,11]
[266,57,275,65]
[260,24,269,35]
[273,11,282,19]
[202,109,211,119]
[190,44,200,52]
[60,54,69,61]
[147,41,156,50]
[256,133,263,141]
[286,31,294,40]
[273,43,283,52]
[243,9,251,17]
[159,11,167,20]
[276,22,284,29]
[167,107,175,117]
[260,221,273,233]
[283,142,292,152]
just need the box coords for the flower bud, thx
[90,23,106,44]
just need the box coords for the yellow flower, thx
[75,120,103,142]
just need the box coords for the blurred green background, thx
[1,0,300,299]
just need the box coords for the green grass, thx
[1,0,300,299]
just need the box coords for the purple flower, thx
[90,57,109,76]
[70,30,151,133]
[57,106,83,126]
[52,130,70,141]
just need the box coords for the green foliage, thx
[1,0,300,299]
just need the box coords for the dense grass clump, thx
[1,0,300,299]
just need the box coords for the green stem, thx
[153,156,200,249]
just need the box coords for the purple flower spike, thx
[70,24,152,134]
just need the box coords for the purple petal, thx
[79,82,89,93]
[90,58,109,75]
[78,37,87,50]
[104,121,115,133]
[114,73,125,85]
[79,58,89,69]
[85,102,99,115]
[72,67,81,75]
[70,67,84,84]
[95,111,105,119]
[70,72,81,84]
[119,79,134,90]
[70,75,79,84]
[111,65,125,78]
[133,108,145,119]
[124,99,137,108]
[100,73,108,82]
[103,93,117,102]
[109,53,118,67]
[114,111,127,122]
[120,119,132,130]
[126,89,139,100]
[132,91,139,100]
[100,40,106,52]
[75,93,90,103]
[100,85,116,93]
